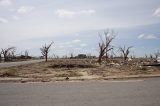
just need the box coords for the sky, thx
[0,0,160,57]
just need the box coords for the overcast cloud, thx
[0,0,160,57]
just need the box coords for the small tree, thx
[98,42,106,64]
[25,50,29,57]
[119,46,133,62]
[145,54,148,59]
[1,47,16,62]
[154,50,160,59]
[98,30,116,64]
[70,53,74,59]
[0,51,2,62]
[150,54,153,59]
[40,42,53,62]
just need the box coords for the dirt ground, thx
[0,59,160,81]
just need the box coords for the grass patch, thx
[49,64,96,69]
[136,66,148,71]
[42,68,48,71]
[55,71,83,77]
[0,69,19,77]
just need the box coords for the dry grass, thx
[0,69,19,77]
[54,71,83,77]
[0,59,160,79]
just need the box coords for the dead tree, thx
[145,54,148,59]
[119,46,133,62]
[150,54,153,59]
[0,51,2,62]
[25,50,29,57]
[98,42,106,64]
[1,47,16,62]
[40,42,53,62]
[98,30,116,64]
[154,50,160,59]
[70,53,74,59]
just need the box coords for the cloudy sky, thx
[0,0,160,57]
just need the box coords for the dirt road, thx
[0,59,44,68]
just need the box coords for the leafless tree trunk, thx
[150,54,153,59]
[40,42,53,62]
[149,54,154,63]
[25,50,29,57]
[145,54,148,59]
[104,30,116,62]
[98,30,116,64]
[1,47,16,62]
[0,51,2,62]
[154,50,160,59]
[70,53,74,59]
[119,46,133,62]
[98,42,106,64]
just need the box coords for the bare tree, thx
[25,50,29,57]
[0,50,2,62]
[119,46,133,62]
[1,47,16,62]
[70,53,74,59]
[150,54,153,59]
[98,42,106,64]
[98,30,116,64]
[40,42,53,62]
[145,54,148,59]
[154,50,160,59]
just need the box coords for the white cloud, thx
[55,9,75,17]
[72,39,81,43]
[0,0,11,6]
[138,34,159,39]
[55,9,96,18]
[17,6,35,14]
[137,34,145,39]
[58,45,64,48]
[75,48,82,50]
[153,8,160,17]
[12,16,20,20]
[0,17,8,23]
[80,43,88,47]
[80,9,96,14]
[146,34,158,39]
[91,48,97,50]
[56,40,82,49]
[67,45,73,48]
